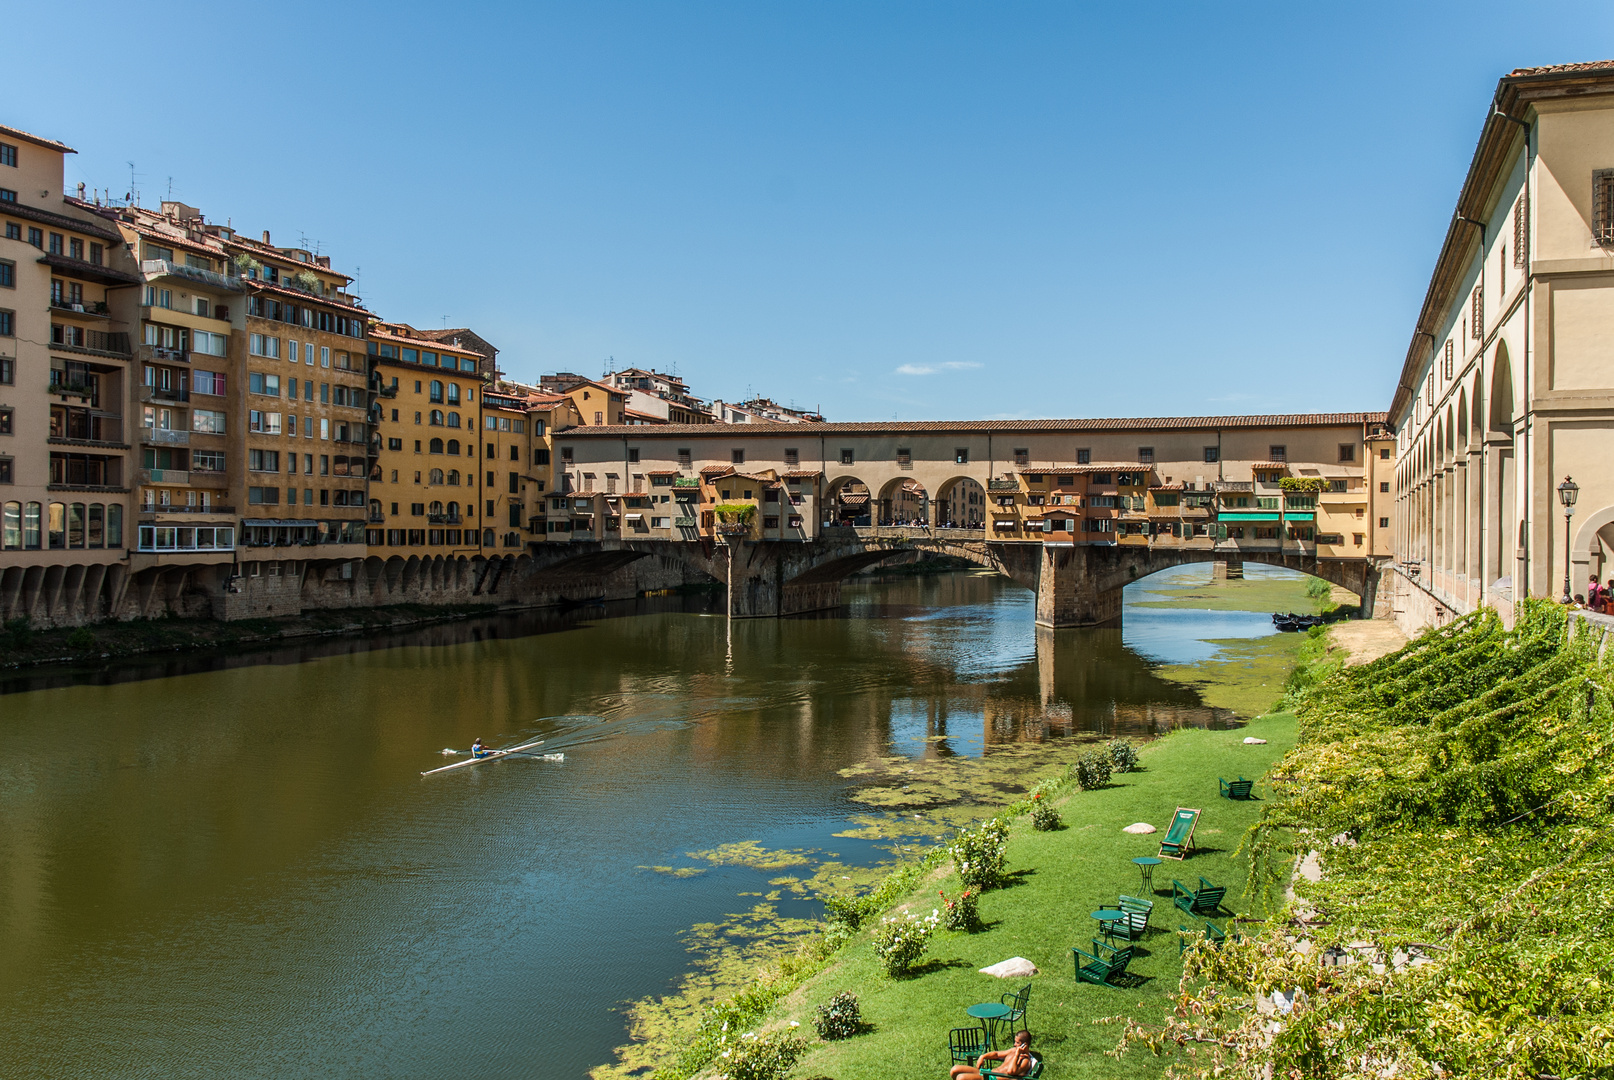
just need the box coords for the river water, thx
[0,565,1288,1079]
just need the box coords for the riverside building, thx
[1388,61,1614,630]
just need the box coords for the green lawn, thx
[770,711,1299,1079]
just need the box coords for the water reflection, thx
[0,570,1256,1080]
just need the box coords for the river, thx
[0,565,1299,1079]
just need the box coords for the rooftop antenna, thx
[126,161,140,206]
[166,176,173,200]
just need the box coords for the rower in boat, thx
[471,738,488,759]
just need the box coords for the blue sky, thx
[7,2,1612,420]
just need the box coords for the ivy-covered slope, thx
[1123,602,1614,1079]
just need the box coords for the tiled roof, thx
[1508,59,1614,77]
[0,123,75,153]
[3,198,123,242]
[782,470,821,479]
[368,328,478,358]
[559,413,1388,437]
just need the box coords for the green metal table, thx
[1133,856,1163,894]
[965,1002,1013,1049]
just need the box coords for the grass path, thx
[772,710,1299,1080]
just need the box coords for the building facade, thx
[1389,61,1614,630]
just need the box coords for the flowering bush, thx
[812,990,864,1040]
[1072,750,1112,790]
[949,818,1009,890]
[871,909,939,976]
[938,887,982,932]
[1107,738,1140,773]
[716,1030,808,1080]
[1030,794,1062,831]
[822,893,878,930]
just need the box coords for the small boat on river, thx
[420,737,547,777]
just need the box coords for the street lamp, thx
[1558,476,1579,603]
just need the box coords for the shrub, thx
[1304,576,1332,601]
[3,616,33,649]
[938,887,982,932]
[949,819,1009,890]
[66,627,96,650]
[870,909,939,976]
[1107,738,1140,773]
[823,893,878,930]
[813,990,863,1040]
[1030,796,1062,831]
[1072,750,1112,790]
[718,1031,809,1080]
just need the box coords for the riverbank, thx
[591,567,1357,1079]
[0,603,497,670]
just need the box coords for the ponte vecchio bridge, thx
[518,412,1396,626]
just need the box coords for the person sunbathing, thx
[950,1029,1033,1079]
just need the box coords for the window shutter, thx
[1595,170,1614,245]
[1443,340,1453,380]
[1471,287,1483,339]
[1513,194,1528,268]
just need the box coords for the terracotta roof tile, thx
[1508,59,1614,77]
[0,123,75,154]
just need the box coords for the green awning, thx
[1218,512,1280,522]
[1284,512,1316,522]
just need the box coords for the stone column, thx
[1034,546,1122,627]
[1211,558,1244,580]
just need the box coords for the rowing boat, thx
[420,737,546,777]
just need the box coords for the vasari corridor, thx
[4,8,1614,1080]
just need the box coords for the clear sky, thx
[7,2,1612,421]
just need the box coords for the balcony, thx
[138,503,235,515]
[375,383,398,398]
[50,297,112,318]
[140,385,190,404]
[135,345,190,366]
[674,517,696,528]
[140,426,190,447]
[140,468,190,485]
[51,326,131,359]
[368,511,385,524]
[48,377,98,404]
[141,258,244,293]
[672,476,701,488]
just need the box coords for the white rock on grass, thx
[1122,823,1157,834]
[979,957,1039,978]
[1243,737,1268,745]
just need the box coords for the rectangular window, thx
[1137,447,1154,465]
[534,448,550,466]
[192,409,227,434]
[0,357,11,384]
[732,449,746,464]
[48,233,63,255]
[70,238,83,261]
[1379,516,1390,528]
[248,411,283,435]
[627,448,640,464]
[27,227,42,248]
[0,260,12,288]
[249,334,280,358]
[1203,446,1219,463]
[0,144,15,167]
[1013,448,1029,466]
[839,448,854,465]
[0,189,13,203]
[248,372,281,397]
[1338,444,1355,463]
[192,370,225,396]
[0,310,12,337]
[1075,448,1090,465]
[248,449,280,472]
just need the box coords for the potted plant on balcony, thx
[714,503,756,538]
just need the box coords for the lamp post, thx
[1558,476,1579,603]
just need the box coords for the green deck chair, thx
[1158,807,1201,860]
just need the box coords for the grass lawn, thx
[773,710,1298,1080]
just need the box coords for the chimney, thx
[262,230,271,244]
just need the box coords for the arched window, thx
[447,470,460,486]
[429,469,444,485]
[505,531,520,548]
[482,528,495,547]
[446,383,460,404]
[429,500,444,516]
[447,440,460,455]
[1,501,20,549]
[447,501,459,516]
[429,380,444,403]
[447,412,460,428]
[429,409,444,426]
[429,438,444,454]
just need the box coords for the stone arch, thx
[1489,341,1516,432]
[825,474,873,526]
[876,476,929,526]
[934,475,987,528]
[1573,504,1614,589]
[1469,374,1484,446]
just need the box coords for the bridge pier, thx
[1033,546,1124,627]
[1212,558,1244,581]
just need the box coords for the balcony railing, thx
[368,511,385,523]
[50,297,111,317]
[51,327,131,357]
[48,378,97,403]
[141,259,244,293]
[140,426,190,446]
[672,476,701,488]
[138,503,235,515]
[140,385,190,404]
[987,479,1019,491]
[674,517,696,528]
[136,345,190,365]
[140,468,190,485]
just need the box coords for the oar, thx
[421,738,545,776]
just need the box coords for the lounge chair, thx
[1100,895,1153,942]
[982,1051,1044,1079]
[1219,776,1254,800]
[1172,876,1227,916]
[1072,938,1134,989]
[1158,807,1201,860]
